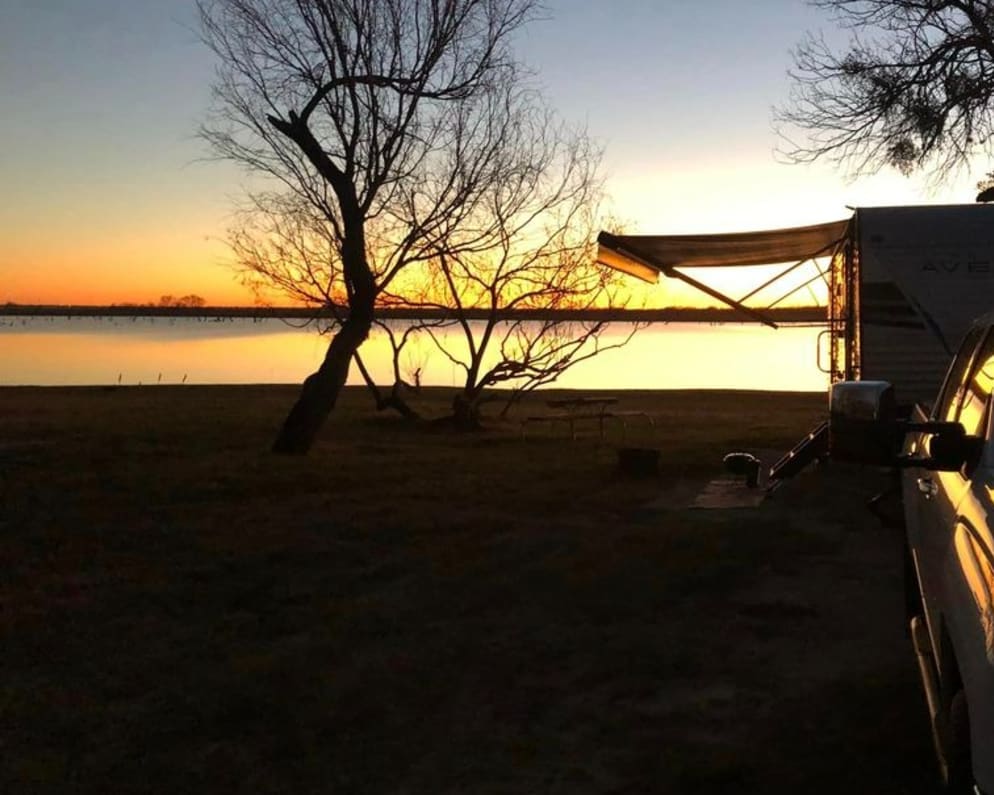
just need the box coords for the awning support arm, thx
[736,258,812,304]
[663,266,778,329]
[764,266,830,310]
[736,238,844,304]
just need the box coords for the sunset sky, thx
[1,0,985,307]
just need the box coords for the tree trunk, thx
[272,307,372,454]
[353,351,422,421]
[383,382,421,421]
[452,392,483,430]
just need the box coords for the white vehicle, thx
[831,321,994,794]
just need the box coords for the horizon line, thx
[0,303,828,324]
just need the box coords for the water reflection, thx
[0,316,827,391]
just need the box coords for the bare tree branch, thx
[777,0,994,181]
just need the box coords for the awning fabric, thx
[597,219,851,283]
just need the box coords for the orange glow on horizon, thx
[0,234,255,307]
[3,155,975,309]
[1,253,828,311]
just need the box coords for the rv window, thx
[952,332,994,437]
[936,324,987,423]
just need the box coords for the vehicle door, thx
[905,326,983,581]
[910,327,993,657]
[935,365,994,793]
[945,466,994,791]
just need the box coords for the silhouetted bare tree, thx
[406,194,638,427]
[226,98,633,428]
[778,0,994,179]
[199,0,541,454]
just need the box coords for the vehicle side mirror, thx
[829,381,901,465]
[925,426,984,472]
[829,381,983,471]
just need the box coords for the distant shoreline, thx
[0,304,827,324]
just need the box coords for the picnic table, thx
[521,396,653,441]
[545,396,618,411]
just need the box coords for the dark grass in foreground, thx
[2,386,935,793]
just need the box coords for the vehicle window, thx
[936,324,986,422]
[954,335,994,437]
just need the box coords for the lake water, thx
[0,316,828,392]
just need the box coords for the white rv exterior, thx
[857,205,994,406]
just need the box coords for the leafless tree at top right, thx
[777,0,994,182]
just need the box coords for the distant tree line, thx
[105,295,208,308]
[157,295,206,308]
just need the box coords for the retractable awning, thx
[597,219,851,281]
[596,218,851,327]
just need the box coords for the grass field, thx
[2,386,936,793]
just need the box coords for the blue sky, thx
[0,0,983,304]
